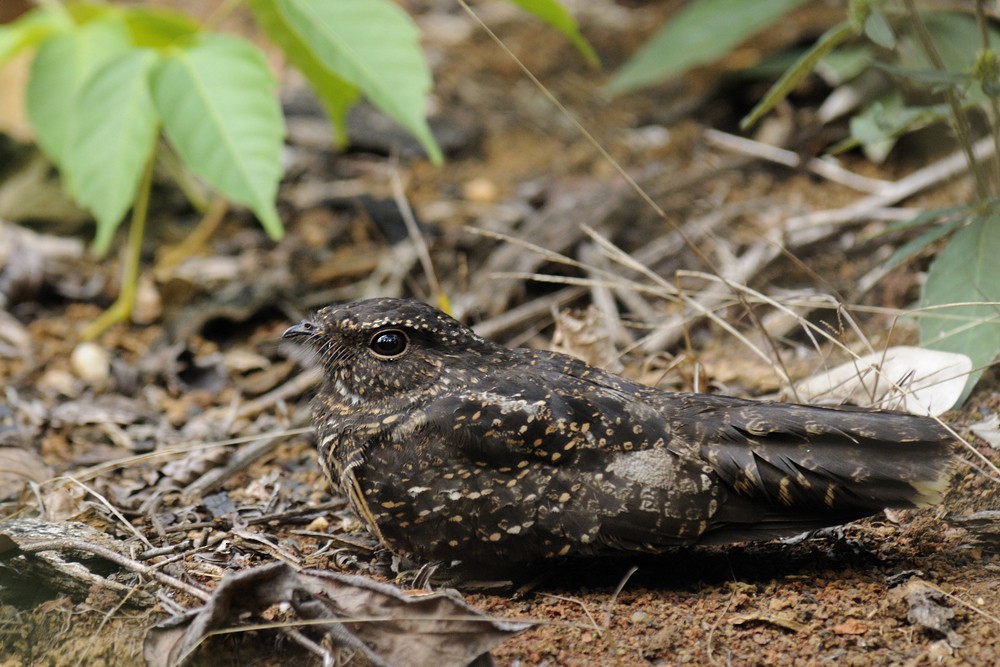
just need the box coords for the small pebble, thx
[306,516,330,532]
[131,274,162,325]
[630,611,652,625]
[70,341,110,388]
[463,177,499,203]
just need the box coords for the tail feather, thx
[687,400,954,542]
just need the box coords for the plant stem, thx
[902,0,990,200]
[81,155,156,340]
[975,0,1000,195]
[154,196,229,275]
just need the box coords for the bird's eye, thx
[368,329,408,358]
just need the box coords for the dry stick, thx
[468,226,618,281]
[471,202,732,323]
[233,366,322,422]
[926,581,1000,628]
[59,476,155,550]
[581,208,735,345]
[683,271,973,374]
[578,243,638,345]
[579,226,794,385]
[472,286,588,339]
[539,593,603,635]
[183,434,289,497]
[703,128,892,194]
[784,136,995,235]
[751,139,994,350]
[675,136,995,342]
[388,162,446,310]
[480,218,782,376]
[231,527,303,566]
[495,270,783,378]
[279,629,338,667]
[705,587,740,667]
[656,135,964,368]
[16,538,210,602]
[66,427,313,483]
[634,135,995,380]
[678,271,870,361]
[602,565,639,633]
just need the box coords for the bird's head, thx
[283,298,498,406]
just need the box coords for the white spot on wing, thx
[606,449,679,489]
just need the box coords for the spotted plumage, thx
[283,298,954,566]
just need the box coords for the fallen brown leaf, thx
[143,561,532,667]
[730,611,806,632]
[0,446,52,494]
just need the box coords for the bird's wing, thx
[450,349,955,545]
[403,362,724,555]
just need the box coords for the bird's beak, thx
[282,321,315,340]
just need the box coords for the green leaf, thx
[847,96,950,163]
[817,44,874,85]
[120,5,201,49]
[0,8,72,66]
[245,0,359,147]
[920,214,1000,405]
[507,0,598,66]
[905,12,1000,74]
[740,20,858,130]
[66,50,161,255]
[608,0,811,96]
[271,0,442,164]
[882,216,962,272]
[152,34,285,239]
[863,7,895,50]
[65,1,121,24]
[26,17,131,169]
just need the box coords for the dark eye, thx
[369,329,408,358]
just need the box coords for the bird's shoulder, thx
[407,348,694,467]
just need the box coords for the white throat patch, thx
[335,378,364,405]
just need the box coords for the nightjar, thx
[283,298,953,567]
